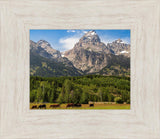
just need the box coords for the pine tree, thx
[64,79,72,103]
[98,88,102,102]
[57,86,65,104]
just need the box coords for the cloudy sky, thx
[30,29,130,52]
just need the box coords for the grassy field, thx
[30,103,130,110]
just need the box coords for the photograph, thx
[30,29,130,109]
[1,0,160,138]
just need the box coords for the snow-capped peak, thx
[90,31,96,35]
[115,39,123,43]
[79,30,101,43]
[86,30,97,36]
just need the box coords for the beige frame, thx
[0,0,160,138]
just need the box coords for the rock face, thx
[30,40,61,59]
[77,30,111,54]
[64,30,112,73]
[107,39,130,57]
[30,30,130,77]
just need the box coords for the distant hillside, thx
[98,55,130,76]
[30,51,82,77]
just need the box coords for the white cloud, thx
[83,31,87,34]
[67,30,76,33]
[59,37,79,51]
[59,30,87,51]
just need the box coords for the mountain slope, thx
[30,51,82,77]
[98,55,130,76]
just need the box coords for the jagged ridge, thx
[30,30,130,77]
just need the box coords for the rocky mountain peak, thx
[108,39,130,57]
[70,30,110,54]
[30,40,61,59]
[85,30,97,36]
[37,40,52,49]
[113,39,125,44]
[79,30,101,44]
[63,30,113,73]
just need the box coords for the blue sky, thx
[30,29,130,52]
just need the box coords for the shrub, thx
[126,99,130,104]
[114,97,123,104]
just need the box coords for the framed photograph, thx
[30,29,130,110]
[0,0,160,138]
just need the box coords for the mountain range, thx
[30,30,130,77]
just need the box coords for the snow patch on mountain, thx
[91,31,96,35]
[120,51,128,54]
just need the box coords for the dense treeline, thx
[30,75,130,104]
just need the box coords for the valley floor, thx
[30,103,130,110]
